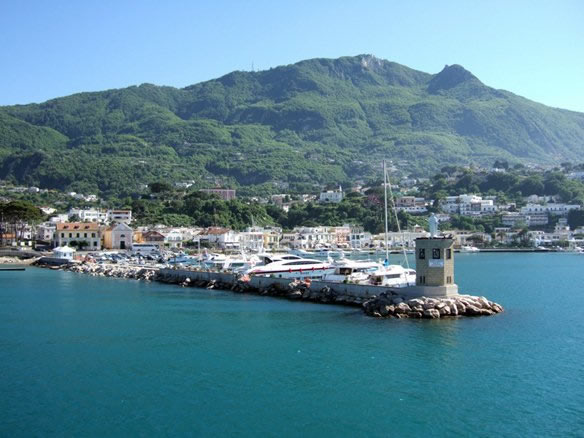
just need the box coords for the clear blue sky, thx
[1,0,583,111]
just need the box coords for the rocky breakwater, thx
[156,272,366,307]
[35,261,158,281]
[363,294,504,319]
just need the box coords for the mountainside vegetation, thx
[2,55,584,198]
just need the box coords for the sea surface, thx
[1,253,583,437]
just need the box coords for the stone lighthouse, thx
[412,214,458,297]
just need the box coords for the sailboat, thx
[369,160,416,287]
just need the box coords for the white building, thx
[69,208,108,223]
[441,194,497,216]
[349,226,372,248]
[200,227,240,249]
[319,186,344,203]
[107,209,132,224]
[36,223,56,242]
[520,203,580,217]
[53,246,76,261]
[239,227,265,251]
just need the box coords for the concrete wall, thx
[159,269,459,299]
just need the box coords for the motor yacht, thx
[322,258,382,283]
[368,265,417,287]
[247,258,333,279]
[459,245,480,253]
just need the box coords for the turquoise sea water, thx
[1,254,583,437]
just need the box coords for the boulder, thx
[391,297,404,305]
[407,311,423,319]
[423,309,440,319]
[449,304,458,316]
[407,298,424,307]
[395,303,411,314]
[465,305,481,316]
[478,297,490,309]
[439,305,451,316]
[287,291,302,300]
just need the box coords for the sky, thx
[1,0,583,111]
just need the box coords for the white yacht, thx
[247,258,334,279]
[322,259,382,283]
[459,245,480,253]
[368,265,417,287]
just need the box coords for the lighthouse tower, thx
[412,214,459,297]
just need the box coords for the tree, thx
[0,201,44,244]
[149,181,173,194]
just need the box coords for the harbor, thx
[31,215,504,320]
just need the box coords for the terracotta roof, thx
[56,222,100,231]
[203,227,231,235]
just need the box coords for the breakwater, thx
[34,261,503,319]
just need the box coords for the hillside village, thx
[2,161,584,253]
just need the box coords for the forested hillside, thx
[2,54,584,198]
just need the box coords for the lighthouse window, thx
[418,248,425,259]
[446,249,452,259]
[432,248,441,259]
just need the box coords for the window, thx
[61,233,64,238]
[447,276,452,284]
[76,233,80,238]
[446,249,452,259]
[92,233,96,238]
[84,233,87,238]
[418,248,425,259]
[419,276,426,285]
[432,248,441,259]
[69,233,72,238]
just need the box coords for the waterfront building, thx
[54,222,101,249]
[138,230,166,249]
[349,226,372,248]
[261,227,282,250]
[239,227,265,251]
[35,223,56,243]
[53,246,76,261]
[102,223,133,250]
[199,227,240,249]
[162,229,184,249]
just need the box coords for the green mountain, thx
[1,54,583,198]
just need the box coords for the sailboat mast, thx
[383,160,389,263]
